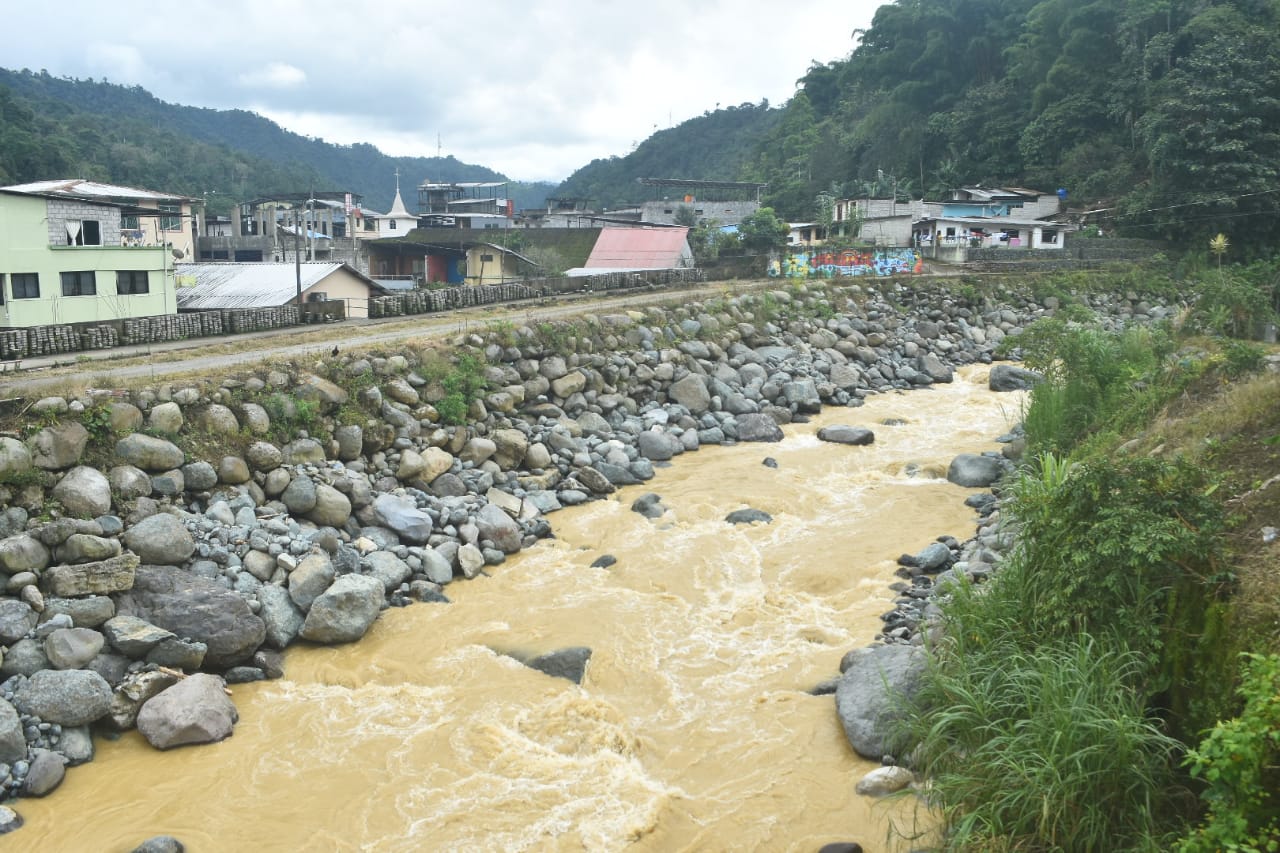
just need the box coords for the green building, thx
[0,187,176,328]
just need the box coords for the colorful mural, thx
[771,248,923,278]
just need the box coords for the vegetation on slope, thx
[900,261,1280,851]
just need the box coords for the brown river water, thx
[16,365,1021,853]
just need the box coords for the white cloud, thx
[0,0,884,182]
[237,62,307,90]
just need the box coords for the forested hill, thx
[749,0,1280,245]
[553,101,781,209]
[0,68,555,213]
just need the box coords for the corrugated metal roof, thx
[2,178,196,203]
[174,262,377,310]
[584,226,690,270]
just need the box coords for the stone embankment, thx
[0,279,1175,841]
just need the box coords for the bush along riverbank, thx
[0,275,1183,842]
[886,271,1280,852]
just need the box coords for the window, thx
[116,270,150,295]
[11,273,39,299]
[159,203,181,231]
[0,274,4,304]
[480,254,495,262]
[389,220,397,230]
[66,220,102,246]
[60,271,97,297]
[121,214,140,230]
[1042,231,1058,244]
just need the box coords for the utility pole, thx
[294,206,302,306]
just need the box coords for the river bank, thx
[0,278,1174,848]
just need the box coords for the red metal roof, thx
[584,225,690,269]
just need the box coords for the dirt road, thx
[0,280,768,397]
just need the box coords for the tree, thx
[738,207,790,253]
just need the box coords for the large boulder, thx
[257,584,304,650]
[736,413,784,442]
[306,484,352,528]
[491,429,529,469]
[44,627,105,669]
[122,513,196,565]
[988,364,1042,392]
[475,503,522,554]
[41,553,138,597]
[288,552,335,611]
[0,600,37,645]
[668,374,711,415]
[916,353,954,384]
[27,423,89,471]
[116,434,185,472]
[371,494,433,544]
[13,669,113,726]
[0,700,25,763]
[817,426,875,446]
[136,673,238,750]
[51,466,112,518]
[365,552,411,593]
[114,565,266,669]
[835,644,925,760]
[299,574,384,644]
[637,430,682,462]
[0,534,51,575]
[147,402,183,434]
[0,438,34,481]
[946,453,1009,488]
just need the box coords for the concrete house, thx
[0,188,175,328]
[174,262,386,318]
[3,179,202,260]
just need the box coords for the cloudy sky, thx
[3,0,885,183]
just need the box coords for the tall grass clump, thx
[899,454,1231,850]
[1003,318,1176,456]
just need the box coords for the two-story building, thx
[0,187,176,328]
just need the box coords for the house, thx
[174,262,385,318]
[465,244,540,286]
[635,179,766,227]
[788,223,821,248]
[566,224,693,276]
[418,181,514,229]
[199,192,364,268]
[2,178,202,259]
[0,187,175,328]
[366,228,601,286]
[373,180,420,238]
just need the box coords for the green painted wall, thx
[0,193,176,327]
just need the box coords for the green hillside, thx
[0,68,556,213]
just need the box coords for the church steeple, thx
[388,168,411,217]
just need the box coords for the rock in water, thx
[988,363,1042,391]
[835,644,924,760]
[136,673,238,750]
[946,453,1008,488]
[735,413,784,442]
[299,574,384,644]
[817,426,875,446]
[725,508,772,525]
[526,647,592,684]
[855,765,914,796]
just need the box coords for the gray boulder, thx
[109,465,152,500]
[21,748,67,797]
[122,513,196,565]
[306,484,352,528]
[365,552,411,593]
[288,551,335,612]
[916,353,954,384]
[114,565,266,669]
[989,363,1043,392]
[28,422,89,471]
[526,647,592,684]
[41,553,138,597]
[637,430,682,461]
[103,614,175,658]
[299,574,384,644]
[132,836,186,853]
[0,599,36,644]
[44,627,105,669]
[51,466,112,518]
[946,453,1008,488]
[817,426,875,446]
[0,534,51,575]
[181,461,218,492]
[13,668,113,726]
[835,644,925,759]
[0,437,34,480]
[257,584,304,650]
[0,699,25,763]
[475,503,522,554]
[735,413,784,442]
[136,673,238,750]
[281,475,318,514]
[372,494,433,544]
[419,548,454,585]
[726,508,772,525]
[668,374,711,414]
[147,402,183,433]
[116,434,185,472]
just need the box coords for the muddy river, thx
[18,365,1020,852]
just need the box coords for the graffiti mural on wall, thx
[771,248,923,277]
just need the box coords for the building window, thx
[121,214,140,230]
[60,271,97,297]
[480,254,495,262]
[11,273,39,299]
[116,270,150,295]
[66,220,102,246]
[389,220,397,230]
[159,203,181,231]
[0,274,4,305]
[1042,231,1058,244]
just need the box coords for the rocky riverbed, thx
[0,279,1172,844]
